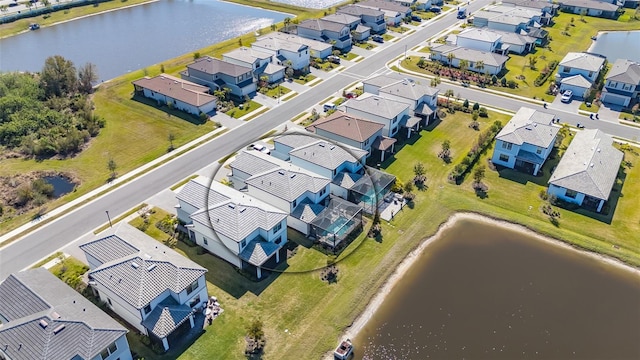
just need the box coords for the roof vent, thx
[144,254,152,260]
[290,173,296,178]
[131,262,140,269]
[51,312,60,319]
[330,146,335,150]
[597,148,601,152]
[319,143,325,147]
[228,203,236,209]
[39,319,48,329]
[278,170,285,175]
[240,207,247,213]
[53,325,66,335]
[590,163,594,167]
[147,264,157,272]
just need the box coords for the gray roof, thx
[141,297,192,339]
[187,56,252,77]
[132,74,217,107]
[379,80,439,100]
[457,28,502,43]
[176,175,231,210]
[274,133,319,149]
[82,223,206,309]
[290,199,326,224]
[333,171,363,189]
[496,107,558,148]
[288,139,369,170]
[363,74,403,89]
[355,24,371,34]
[431,44,509,67]
[358,0,409,13]
[264,62,285,75]
[322,13,362,25]
[256,33,325,52]
[298,19,349,33]
[488,13,531,25]
[561,74,593,88]
[560,52,606,72]
[245,167,330,202]
[549,129,623,200]
[344,94,411,120]
[190,181,287,242]
[337,4,385,17]
[492,29,536,46]
[0,268,127,360]
[231,150,280,177]
[223,47,272,64]
[502,0,557,9]
[606,59,640,85]
[238,238,281,266]
[560,0,619,11]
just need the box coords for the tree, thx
[444,89,454,104]
[528,56,538,70]
[463,99,470,108]
[77,62,98,94]
[473,164,486,184]
[245,319,266,355]
[459,59,469,73]
[285,67,294,79]
[284,17,291,28]
[107,158,117,179]
[40,55,77,98]
[193,52,201,60]
[439,139,451,161]
[168,132,175,151]
[446,52,456,68]
[430,76,441,87]
[413,162,426,185]
[475,60,485,73]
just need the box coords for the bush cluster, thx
[448,121,503,183]
[534,60,558,87]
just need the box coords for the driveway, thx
[550,95,581,114]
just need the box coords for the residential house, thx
[600,59,640,107]
[176,177,288,279]
[296,18,353,51]
[222,47,285,84]
[80,223,208,351]
[321,13,371,41]
[252,35,311,72]
[353,24,372,42]
[181,56,256,98]
[548,129,623,212]
[491,29,537,54]
[262,32,333,60]
[132,74,217,116]
[0,268,132,360]
[356,0,412,25]
[229,150,331,236]
[306,110,397,162]
[557,52,606,98]
[429,44,509,75]
[491,107,559,176]
[449,27,536,55]
[336,5,387,34]
[343,94,416,138]
[502,0,559,16]
[558,0,620,19]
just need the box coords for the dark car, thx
[327,55,341,64]
[345,92,357,99]
[429,6,441,13]
[411,15,422,22]
[372,35,384,43]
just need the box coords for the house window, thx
[292,199,297,208]
[364,139,369,146]
[186,279,199,295]
[143,304,151,314]
[99,341,118,360]
[273,222,282,233]
[588,71,593,78]
[320,187,326,196]
[203,237,208,245]
[391,126,398,135]
[536,147,543,155]
[501,141,513,150]
[274,236,282,245]
[565,189,578,199]
[563,66,571,73]
[241,239,246,248]
[189,295,200,308]
[499,154,509,162]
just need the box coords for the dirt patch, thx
[0,171,80,216]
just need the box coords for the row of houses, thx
[492,107,623,213]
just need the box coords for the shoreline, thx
[586,29,640,55]
[328,212,640,358]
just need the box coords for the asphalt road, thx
[1,0,638,279]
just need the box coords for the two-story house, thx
[181,56,256,99]
[297,18,353,51]
[132,74,217,116]
[548,129,623,213]
[343,94,417,138]
[502,0,559,17]
[357,0,412,25]
[430,44,509,75]
[0,268,132,360]
[222,47,285,84]
[600,58,640,107]
[336,5,387,34]
[80,223,208,352]
[263,32,333,60]
[491,107,559,176]
[557,52,606,99]
[558,0,620,19]
[251,36,310,72]
[176,176,288,279]
[448,27,536,55]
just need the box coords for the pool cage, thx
[310,197,363,250]
[348,166,396,214]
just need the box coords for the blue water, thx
[0,0,288,81]
[589,30,640,63]
[328,217,350,236]
[271,0,345,9]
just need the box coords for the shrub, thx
[534,60,558,87]
[448,121,503,183]
[472,102,480,111]
[478,107,488,118]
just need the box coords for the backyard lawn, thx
[226,101,263,119]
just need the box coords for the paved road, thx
[1,0,638,278]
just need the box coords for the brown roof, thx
[132,74,217,107]
[372,136,397,151]
[307,111,384,142]
[186,56,252,77]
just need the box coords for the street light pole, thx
[105,211,112,228]
[404,44,407,62]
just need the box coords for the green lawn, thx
[355,42,377,50]
[293,74,317,85]
[261,85,291,99]
[388,25,410,33]
[382,33,395,41]
[225,101,263,119]
[340,52,358,61]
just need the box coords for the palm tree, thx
[446,52,456,69]
[444,89,454,105]
[459,59,469,72]
[475,61,485,73]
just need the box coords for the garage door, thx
[559,83,588,99]
[601,92,629,107]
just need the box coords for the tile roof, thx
[355,24,370,34]
[559,52,606,72]
[358,0,409,13]
[246,167,330,202]
[333,171,363,189]
[549,129,623,200]
[379,80,439,99]
[307,111,384,142]
[431,44,510,67]
[253,35,310,53]
[457,28,502,43]
[186,56,252,77]
[132,74,217,107]
[490,29,536,46]
[561,74,593,88]
[344,94,410,119]
[82,223,206,309]
[363,74,404,88]
[141,297,192,339]
[496,107,558,148]
[176,175,231,210]
[288,139,369,170]
[260,32,332,52]
[560,0,619,11]
[322,13,362,25]
[606,59,640,85]
[337,4,385,17]
[0,269,127,360]
[372,136,397,151]
[290,200,326,224]
[274,133,319,149]
[264,62,285,75]
[223,47,272,64]
[190,181,287,242]
[298,18,349,33]
[502,0,556,9]
[79,234,139,264]
[238,238,281,266]
[489,13,531,25]
[231,150,281,177]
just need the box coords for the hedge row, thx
[534,60,559,87]
[448,121,503,183]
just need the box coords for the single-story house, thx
[0,268,132,360]
[181,56,256,99]
[492,107,559,176]
[558,0,620,18]
[601,58,640,107]
[81,223,208,351]
[548,129,623,212]
[252,36,311,72]
[297,18,353,51]
[132,74,217,116]
[429,44,509,75]
[336,4,387,34]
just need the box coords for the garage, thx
[559,74,592,99]
[600,90,631,107]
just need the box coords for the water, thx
[0,0,288,81]
[270,0,344,9]
[589,30,640,63]
[43,175,75,197]
[354,218,640,359]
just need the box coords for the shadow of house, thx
[132,93,208,125]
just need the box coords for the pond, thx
[0,0,288,81]
[44,175,76,198]
[589,30,640,63]
[353,218,640,359]
[270,0,345,9]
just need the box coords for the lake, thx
[271,0,345,9]
[0,0,288,81]
[353,218,640,359]
[589,30,640,63]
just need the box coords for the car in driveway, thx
[411,15,422,22]
[323,103,337,112]
[372,35,384,43]
[429,6,441,13]
[560,90,573,103]
[252,143,271,155]
[327,55,341,64]
[345,92,357,99]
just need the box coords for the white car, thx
[252,143,270,155]
[560,90,573,103]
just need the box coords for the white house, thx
[252,36,310,72]
[336,5,387,34]
[176,177,288,279]
[80,223,208,352]
[222,47,285,84]
[559,0,620,19]
[491,107,559,176]
[357,0,412,25]
[0,268,132,360]
[557,52,606,84]
[181,56,257,98]
[559,74,594,99]
[343,94,414,138]
[548,129,623,213]
[132,74,217,116]
[261,32,333,60]
[430,44,509,75]
[449,27,536,55]
[364,74,439,124]
[601,58,640,107]
[297,18,353,51]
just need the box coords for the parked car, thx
[429,6,441,13]
[560,90,573,103]
[345,92,357,99]
[252,143,270,154]
[323,104,337,112]
[411,15,422,22]
[372,35,384,43]
[327,55,341,64]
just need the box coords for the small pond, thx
[270,0,345,9]
[589,30,640,63]
[44,176,76,198]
